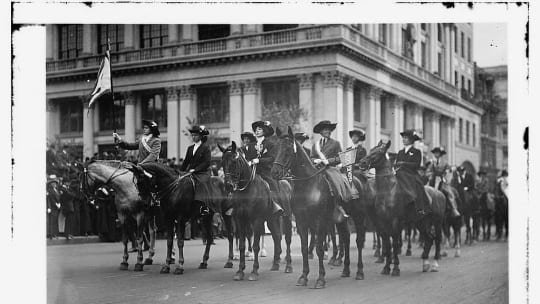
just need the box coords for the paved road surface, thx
[47,233,508,304]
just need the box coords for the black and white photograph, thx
[6,1,535,304]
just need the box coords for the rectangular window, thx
[461,32,465,57]
[472,123,476,147]
[461,75,465,89]
[459,118,463,142]
[466,121,470,145]
[468,79,472,94]
[196,85,230,125]
[437,52,442,75]
[401,28,408,57]
[380,96,387,129]
[99,94,125,131]
[98,25,124,53]
[59,99,83,133]
[421,41,427,68]
[140,25,168,48]
[353,85,362,122]
[141,92,167,129]
[421,23,427,31]
[437,24,443,42]
[454,26,458,53]
[467,37,471,62]
[261,79,299,108]
[58,24,83,59]
[455,71,459,87]
[379,24,387,45]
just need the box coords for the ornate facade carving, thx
[122,91,136,105]
[242,79,259,95]
[323,70,345,88]
[166,86,179,101]
[179,85,194,99]
[367,86,383,100]
[228,80,242,96]
[46,99,57,112]
[298,73,314,89]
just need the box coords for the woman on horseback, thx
[395,129,430,217]
[180,125,214,216]
[240,131,257,156]
[427,147,459,217]
[113,119,161,164]
[347,129,367,179]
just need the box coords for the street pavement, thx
[47,232,508,304]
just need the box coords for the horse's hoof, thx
[314,278,326,289]
[119,262,129,271]
[270,263,280,271]
[296,276,308,286]
[375,256,385,264]
[308,253,314,260]
[233,272,244,281]
[160,265,170,274]
[391,268,400,277]
[355,272,365,280]
[224,261,234,268]
[144,258,153,265]
[134,263,144,272]
[247,255,254,261]
[341,269,350,277]
[397,248,402,255]
[323,252,328,260]
[374,250,380,258]
[247,273,259,281]
[170,258,175,264]
[199,263,208,269]
[328,257,336,266]
[174,267,184,275]
[441,251,448,258]
[430,266,439,272]
[284,265,293,273]
[381,266,390,275]
[334,259,343,267]
[260,249,267,257]
[422,264,431,272]
[406,250,412,256]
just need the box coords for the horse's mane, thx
[140,162,182,179]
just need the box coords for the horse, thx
[452,175,480,245]
[479,192,496,241]
[130,162,227,274]
[81,160,156,271]
[271,126,369,287]
[494,186,508,241]
[218,142,292,281]
[357,140,447,274]
[442,185,464,258]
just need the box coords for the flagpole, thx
[108,39,116,135]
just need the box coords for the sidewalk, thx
[47,235,101,246]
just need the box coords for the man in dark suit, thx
[457,166,475,192]
[181,125,213,215]
[395,129,430,216]
[311,120,342,166]
[245,120,283,215]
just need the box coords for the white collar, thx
[353,142,362,148]
[142,134,152,142]
[256,136,265,144]
[404,144,413,152]
[194,141,201,147]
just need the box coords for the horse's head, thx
[218,141,248,192]
[271,126,297,180]
[358,140,392,171]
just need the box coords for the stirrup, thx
[200,206,210,216]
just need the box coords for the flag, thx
[88,49,112,110]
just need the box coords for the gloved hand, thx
[313,159,322,165]
[322,159,329,165]
[112,133,122,141]
[336,163,343,169]
[189,169,195,173]
[47,208,51,214]
[252,158,259,165]
[247,161,252,166]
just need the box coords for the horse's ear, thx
[377,139,384,146]
[287,126,294,138]
[385,140,392,150]
[231,141,237,152]
[217,143,225,153]
[276,127,282,137]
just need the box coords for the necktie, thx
[321,138,326,147]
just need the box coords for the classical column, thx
[229,81,243,143]
[167,87,179,159]
[389,96,405,153]
[168,25,179,43]
[242,79,260,134]
[412,104,424,136]
[46,25,53,60]
[343,76,355,147]
[179,85,194,156]
[46,99,59,144]
[298,73,314,134]
[82,25,97,56]
[322,71,345,146]
[245,24,258,34]
[123,92,136,143]
[447,117,456,165]
[124,25,135,49]
[231,24,243,35]
[82,99,95,159]
[431,112,441,148]
[444,24,451,81]
[366,86,383,151]
[181,24,194,42]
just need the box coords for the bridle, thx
[80,163,132,201]
[273,137,325,181]
[224,150,255,192]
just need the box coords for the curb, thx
[47,236,102,246]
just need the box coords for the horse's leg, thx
[406,224,412,256]
[144,215,157,265]
[160,217,174,273]
[336,221,350,277]
[441,221,449,257]
[308,228,316,259]
[314,219,328,289]
[380,231,391,275]
[223,214,234,268]
[233,218,246,281]
[328,224,338,266]
[172,219,186,275]
[134,214,145,271]
[354,214,365,280]
[391,219,401,276]
[283,216,293,273]
[421,219,433,273]
[248,218,264,281]
[246,226,253,260]
[431,220,442,272]
[119,218,129,270]
[372,231,377,250]
[269,217,282,271]
[296,218,310,287]
[199,214,213,269]
[376,231,385,263]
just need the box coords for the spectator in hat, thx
[294,132,311,155]
[395,129,431,217]
[240,131,257,156]
[244,120,284,215]
[311,120,342,166]
[180,125,215,216]
[113,119,161,164]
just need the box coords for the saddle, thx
[321,167,353,203]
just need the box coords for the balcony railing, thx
[46,24,458,99]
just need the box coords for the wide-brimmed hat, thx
[188,125,210,136]
[313,120,337,134]
[294,132,310,142]
[349,129,366,141]
[142,119,160,136]
[431,147,447,155]
[400,129,421,141]
[240,132,256,143]
[457,166,466,172]
[252,120,274,137]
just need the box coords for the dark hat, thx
[252,120,274,137]
[500,169,508,177]
[431,147,447,155]
[294,132,310,142]
[457,166,465,172]
[348,129,366,141]
[188,125,210,136]
[313,120,337,134]
[400,129,421,141]
[240,132,256,143]
[142,119,160,136]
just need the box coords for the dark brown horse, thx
[219,142,292,281]
[442,185,464,258]
[271,126,369,287]
[131,162,227,274]
[357,140,447,274]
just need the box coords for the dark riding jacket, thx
[311,137,342,166]
[180,141,216,211]
[118,135,161,164]
[395,146,429,210]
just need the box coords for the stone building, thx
[46,24,482,168]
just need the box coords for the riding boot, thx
[270,191,284,216]
[333,205,349,223]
